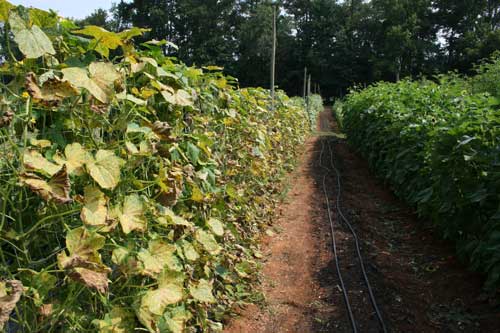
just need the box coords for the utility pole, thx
[270,2,277,110]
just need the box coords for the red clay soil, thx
[224,110,500,333]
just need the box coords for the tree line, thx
[78,0,500,98]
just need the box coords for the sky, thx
[9,0,118,19]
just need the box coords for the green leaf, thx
[0,0,14,22]
[9,11,55,59]
[189,279,216,303]
[73,25,123,58]
[87,150,124,190]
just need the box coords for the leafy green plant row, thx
[342,66,500,289]
[291,94,323,129]
[0,2,312,332]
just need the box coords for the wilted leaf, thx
[195,229,221,255]
[207,218,224,237]
[113,194,147,234]
[87,150,124,190]
[189,279,215,303]
[20,165,72,204]
[57,227,110,293]
[9,11,55,59]
[0,280,23,330]
[62,62,121,104]
[81,186,108,228]
[25,72,78,105]
[23,149,60,176]
[138,239,181,277]
[0,109,13,128]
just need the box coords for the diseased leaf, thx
[23,149,60,176]
[9,11,55,59]
[156,206,192,227]
[189,279,215,303]
[0,280,23,331]
[81,186,108,228]
[159,305,192,333]
[54,143,93,176]
[20,165,72,204]
[160,88,193,107]
[25,72,78,104]
[92,307,135,333]
[87,150,124,190]
[57,227,111,293]
[180,240,199,262]
[195,229,221,255]
[62,62,121,104]
[113,194,147,234]
[136,270,185,333]
[138,239,182,277]
[207,218,224,237]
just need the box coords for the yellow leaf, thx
[73,26,122,58]
[189,279,215,303]
[113,194,147,234]
[137,239,181,277]
[87,150,124,190]
[81,186,108,228]
[23,149,60,176]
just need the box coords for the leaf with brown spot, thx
[20,165,72,204]
[57,227,111,293]
[25,72,78,105]
[0,280,23,330]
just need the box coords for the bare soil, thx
[224,110,500,333]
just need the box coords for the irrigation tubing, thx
[319,136,388,333]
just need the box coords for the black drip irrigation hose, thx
[319,137,388,333]
[319,138,358,333]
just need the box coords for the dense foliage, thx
[0,2,315,332]
[78,0,500,97]
[341,58,500,289]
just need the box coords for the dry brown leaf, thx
[20,165,72,204]
[0,280,23,330]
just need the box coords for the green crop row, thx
[342,60,500,290]
[0,2,312,332]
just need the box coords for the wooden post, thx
[270,3,277,110]
[303,67,307,98]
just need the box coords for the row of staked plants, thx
[341,55,500,290]
[0,1,321,332]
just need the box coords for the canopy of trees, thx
[78,0,500,98]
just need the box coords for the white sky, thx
[9,0,119,19]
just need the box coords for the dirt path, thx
[224,110,500,333]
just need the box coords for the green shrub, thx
[343,75,500,289]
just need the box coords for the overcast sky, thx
[9,0,119,19]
